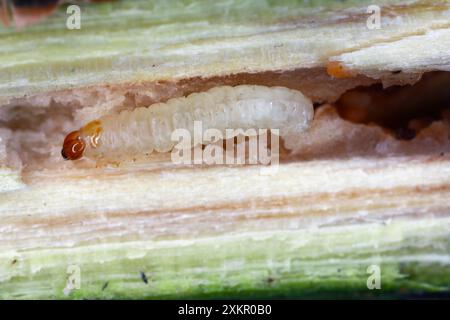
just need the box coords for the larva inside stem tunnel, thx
[2,0,450,300]
[61,85,314,162]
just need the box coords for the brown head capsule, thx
[62,120,103,160]
[62,130,86,160]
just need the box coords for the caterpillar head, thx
[62,120,102,160]
[62,130,85,160]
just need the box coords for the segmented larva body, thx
[62,85,314,161]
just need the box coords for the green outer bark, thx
[0,0,425,100]
[1,216,449,299]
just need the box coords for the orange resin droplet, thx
[62,130,86,160]
[327,61,356,79]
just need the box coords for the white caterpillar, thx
[61,85,314,161]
